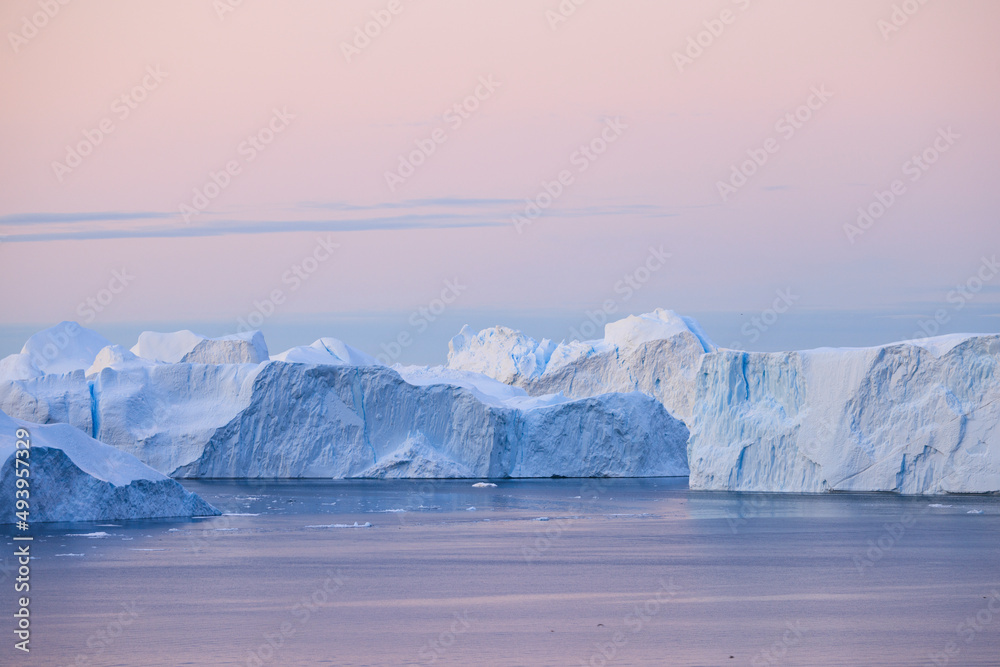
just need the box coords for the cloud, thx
[0,200,679,242]
[0,211,174,225]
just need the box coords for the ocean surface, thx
[3,478,999,666]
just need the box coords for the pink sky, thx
[1,0,998,360]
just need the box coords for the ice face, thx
[131,329,269,364]
[688,338,1000,494]
[4,316,997,494]
[1,324,688,480]
[0,410,218,523]
[445,310,1000,494]
[446,309,712,424]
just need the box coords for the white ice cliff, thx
[0,324,689,480]
[3,314,997,493]
[688,339,1000,494]
[447,310,1000,494]
[448,309,714,424]
[0,410,218,523]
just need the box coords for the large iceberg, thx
[0,410,218,523]
[5,315,996,494]
[448,308,714,424]
[0,325,689,480]
[689,337,1000,494]
[446,310,1000,494]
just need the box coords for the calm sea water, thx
[3,478,999,666]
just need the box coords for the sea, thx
[3,478,999,666]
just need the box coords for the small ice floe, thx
[534,517,550,522]
[379,509,407,513]
[55,553,85,557]
[306,522,372,529]
[967,509,984,514]
[214,527,238,531]
[472,482,497,488]
[129,548,166,551]
[96,524,121,527]
[928,504,953,508]
[121,537,134,541]
[466,507,477,511]
[167,528,181,532]
[223,513,260,516]
[66,532,110,538]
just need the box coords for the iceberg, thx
[446,310,1000,494]
[21,321,112,375]
[447,308,713,424]
[271,337,377,366]
[688,338,1000,494]
[0,410,219,523]
[132,329,269,364]
[6,315,995,494]
[0,327,690,480]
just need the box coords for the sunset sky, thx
[1,0,998,362]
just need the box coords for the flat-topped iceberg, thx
[446,310,1000,494]
[689,337,1000,494]
[0,410,218,523]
